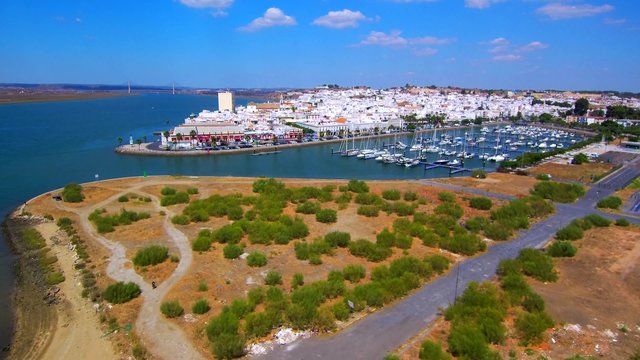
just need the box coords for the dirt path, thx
[58,179,205,360]
[35,222,116,360]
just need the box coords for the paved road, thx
[256,163,640,360]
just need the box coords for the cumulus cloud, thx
[359,31,452,47]
[313,9,367,29]
[518,41,549,52]
[465,0,505,9]
[493,54,521,62]
[179,0,233,15]
[238,8,297,32]
[536,3,614,20]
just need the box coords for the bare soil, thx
[528,161,615,183]
[435,172,539,197]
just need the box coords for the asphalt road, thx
[255,163,640,360]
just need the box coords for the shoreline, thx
[0,92,130,105]
[114,122,507,157]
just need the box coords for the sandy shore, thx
[3,211,115,360]
[0,92,128,105]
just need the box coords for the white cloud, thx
[414,48,438,57]
[360,30,409,46]
[603,17,626,25]
[536,3,614,20]
[179,0,233,9]
[313,9,367,29]
[489,37,509,46]
[465,0,505,9]
[411,36,454,45]
[238,8,297,32]
[493,54,521,62]
[518,41,549,52]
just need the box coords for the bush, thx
[171,215,190,225]
[296,201,321,214]
[426,255,450,274]
[515,311,554,345]
[547,241,577,257]
[404,191,418,201]
[198,281,208,292]
[522,292,545,313]
[469,197,493,210]
[118,195,129,202]
[332,302,351,321]
[518,249,557,282]
[465,216,488,233]
[160,301,184,318]
[46,272,65,285]
[192,299,211,314]
[212,333,245,360]
[438,192,456,202]
[133,245,169,266]
[62,183,84,203]
[349,239,393,262]
[347,179,369,193]
[447,324,492,359]
[597,196,622,209]
[342,264,366,283]
[531,181,585,203]
[292,273,304,289]
[354,193,380,205]
[357,205,379,217]
[22,228,46,250]
[193,232,214,252]
[223,244,243,259]
[376,228,396,247]
[214,224,244,244]
[435,202,463,219]
[572,153,589,165]
[382,189,401,200]
[471,169,487,179]
[536,173,551,181]
[265,271,283,286]
[419,341,451,360]
[103,282,141,304]
[615,218,630,226]
[583,214,611,227]
[555,224,583,241]
[316,209,337,223]
[161,186,176,196]
[187,187,199,195]
[160,191,190,206]
[247,251,267,267]
[324,231,350,247]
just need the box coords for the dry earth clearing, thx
[434,172,539,197]
[528,161,615,184]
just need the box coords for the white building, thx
[218,92,235,113]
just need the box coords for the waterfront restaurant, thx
[162,123,303,148]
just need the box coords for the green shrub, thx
[465,216,489,233]
[419,340,452,360]
[296,201,321,214]
[555,224,583,241]
[522,292,545,313]
[265,271,283,286]
[171,215,190,225]
[447,324,492,359]
[531,181,585,203]
[354,192,380,205]
[187,187,199,195]
[161,186,176,196]
[347,179,369,193]
[244,311,280,339]
[392,201,415,216]
[515,311,554,345]
[160,191,190,206]
[572,153,589,165]
[382,189,401,200]
[103,282,141,304]
[518,249,557,282]
[547,241,577,257]
[160,301,184,318]
[316,209,337,223]
[469,197,493,210]
[435,202,463,219]
[404,191,418,201]
[223,244,244,259]
[597,196,622,209]
[500,272,531,305]
[536,173,551,181]
[214,224,244,244]
[357,205,379,217]
[342,264,366,283]
[118,195,129,202]
[247,251,267,267]
[615,218,630,226]
[198,281,208,292]
[583,214,611,227]
[292,273,304,289]
[349,239,393,262]
[193,232,214,252]
[471,169,487,179]
[192,299,211,314]
[46,272,65,285]
[212,333,245,359]
[332,302,351,321]
[62,183,84,203]
[426,255,450,274]
[133,245,169,266]
[376,228,396,247]
[324,231,351,247]
[22,228,46,250]
[394,234,413,249]
[438,191,456,202]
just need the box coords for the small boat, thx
[434,159,449,165]
[449,159,461,166]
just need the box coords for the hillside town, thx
[161,87,640,149]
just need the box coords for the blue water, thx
[0,94,583,350]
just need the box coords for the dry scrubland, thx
[394,216,640,360]
[435,172,540,197]
[527,161,615,184]
[19,175,560,359]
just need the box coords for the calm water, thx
[0,94,581,349]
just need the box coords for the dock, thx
[423,162,473,175]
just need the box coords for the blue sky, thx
[0,0,638,91]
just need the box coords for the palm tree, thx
[117,137,123,146]
[189,129,197,148]
[143,135,147,143]
[136,139,142,149]
[175,133,183,150]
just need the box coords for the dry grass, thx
[436,172,539,197]
[528,161,615,184]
